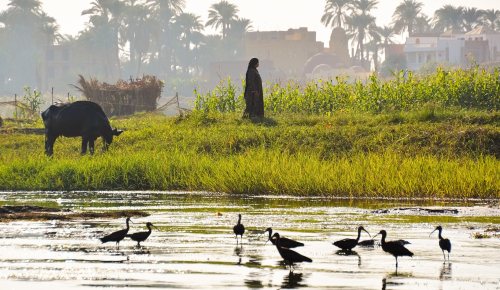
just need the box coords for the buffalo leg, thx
[45,135,57,156]
[102,138,109,152]
[81,137,88,155]
[89,138,96,155]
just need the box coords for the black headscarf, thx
[247,58,259,70]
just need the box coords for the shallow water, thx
[0,191,499,289]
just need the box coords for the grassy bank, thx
[0,110,498,198]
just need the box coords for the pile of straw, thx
[74,75,164,116]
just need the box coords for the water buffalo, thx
[41,101,123,156]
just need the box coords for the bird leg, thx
[442,250,446,261]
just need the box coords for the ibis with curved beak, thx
[374,230,413,268]
[274,233,312,272]
[99,217,132,247]
[127,222,156,247]
[430,225,451,261]
[265,228,304,248]
[333,226,371,251]
[233,214,245,244]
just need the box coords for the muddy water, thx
[0,191,499,289]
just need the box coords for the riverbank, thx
[0,110,498,198]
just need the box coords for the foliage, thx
[194,68,500,114]
[15,86,44,120]
[194,78,243,113]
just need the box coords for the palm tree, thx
[0,0,59,89]
[81,0,125,79]
[377,25,395,46]
[433,5,464,33]
[147,0,184,16]
[462,7,484,31]
[40,12,63,45]
[346,13,376,62]
[481,9,500,31]
[392,0,423,36]
[206,0,239,39]
[171,13,203,74]
[228,17,252,39]
[121,0,155,75]
[414,14,432,34]
[173,12,203,50]
[2,0,43,14]
[226,17,252,58]
[345,0,378,63]
[321,0,352,28]
[146,0,185,75]
[366,24,383,71]
[351,0,378,15]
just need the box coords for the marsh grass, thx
[0,110,498,198]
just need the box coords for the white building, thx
[404,26,500,71]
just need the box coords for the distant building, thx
[207,59,276,87]
[244,27,324,77]
[403,26,500,71]
[464,26,500,63]
[40,42,119,94]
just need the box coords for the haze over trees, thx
[0,0,499,95]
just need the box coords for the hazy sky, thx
[0,0,499,45]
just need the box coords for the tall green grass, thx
[0,148,497,198]
[195,68,500,114]
[0,111,498,198]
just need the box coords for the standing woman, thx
[244,58,264,118]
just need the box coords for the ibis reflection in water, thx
[265,228,304,248]
[430,225,452,261]
[126,222,155,247]
[374,230,413,268]
[333,226,371,251]
[233,214,245,244]
[274,233,312,272]
[99,217,131,247]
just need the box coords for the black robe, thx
[244,67,264,117]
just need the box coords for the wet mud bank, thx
[0,205,149,222]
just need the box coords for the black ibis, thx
[99,217,131,247]
[374,230,413,268]
[333,226,371,251]
[430,225,451,261]
[274,233,312,271]
[233,214,245,244]
[265,228,304,248]
[127,222,155,247]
